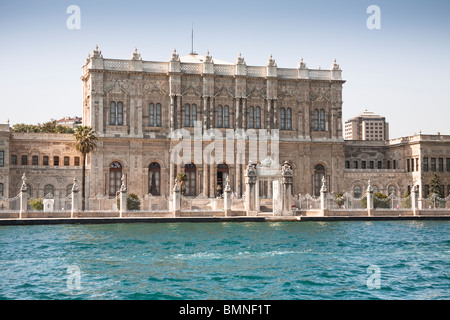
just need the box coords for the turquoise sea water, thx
[0,221,448,300]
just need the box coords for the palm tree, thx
[74,126,97,211]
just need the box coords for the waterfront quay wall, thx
[0,209,449,222]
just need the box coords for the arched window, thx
[117,102,123,125]
[313,109,319,131]
[286,108,292,130]
[109,161,122,196]
[110,101,116,125]
[185,163,197,196]
[184,104,190,127]
[26,184,32,198]
[66,184,73,197]
[320,109,325,131]
[314,164,325,196]
[191,104,197,127]
[255,106,261,129]
[44,184,54,198]
[149,103,155,126]
[148,162,161,196]
[353,186,362,199]
[249,107,254,129]
[388,186,396,196]
[372,185,379,193]
[280,108,286,130]
[224,105,229,128]
[217,163,229,196]
[217,105,223,128]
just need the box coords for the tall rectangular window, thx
[0,151,4,167]
[354,161,358,169]
[21,155,28,166]
[32,156,38,166]
[438,158,444,172]
[446,158,450,172]
[423,157,429,172]
[387,160,391,169]
[393,160,397,169]
[407,159,410,172]
[11,155,17,165]
[0,183,3,197]
[54,156,59,166]
[411,158,414,172]
[64,156,70,166]
[43,156,49,166]
[345,161,350,169]
[361,161,366,169]
[377,161,382,169]
[369,161,374,169]
[74,157,80,166]
[431,158,436,172]
[416,158,419,171]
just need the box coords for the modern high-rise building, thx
[344,110,389,141]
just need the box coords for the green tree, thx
[11,120,75,134]
[428,172,445,208]
[74,126,97,211]
[117,193,141,211]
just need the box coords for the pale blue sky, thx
[0,0,449,138]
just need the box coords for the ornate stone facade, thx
[0,47,449,211]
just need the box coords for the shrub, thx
[334,193,344,208]
[28,197,43,211]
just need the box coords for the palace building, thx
[0,46,449,211]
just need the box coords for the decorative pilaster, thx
[203,96,208,132]
[170,95,175,130]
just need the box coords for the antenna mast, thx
[191,22,196,55]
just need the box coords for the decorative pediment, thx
[144,85,167,96]
[246,88,265,100]
[181,86,202,97]
[278,92,297,102]
[214,87,234,98]
[105,82,129,95]
[310,90,330,102]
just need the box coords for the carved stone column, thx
[19,173,28,219]
[281,162,293,215]
[244,162,257,215]
[119,175,127,218]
